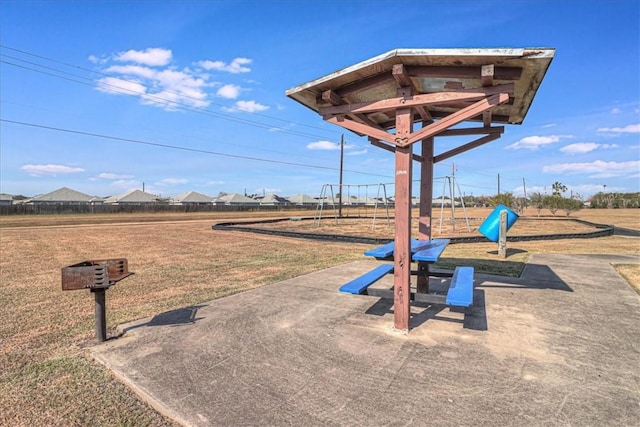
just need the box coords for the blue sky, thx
[1,0,638,199]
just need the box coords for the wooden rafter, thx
[438,126,504,136]
[404,92,509,145]
[406,65,522,80]
[369,138,424,162]
[326,92,509,147]
[481,64,495,86]
[326,115,396,144]
[392,64,414,88]
[415,105,433,122]
[334,72,395,98]
[319,84,513,117]
[433,133,502,163]
[320,89,345,106]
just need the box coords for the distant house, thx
[287,194,318,207]
[432,198,461,207]
[214,193,260,206]
[0,193,13,206]
[171,191,214,205]
[26,187,93,205]
[103,189,163,205]
[256,193,288,206]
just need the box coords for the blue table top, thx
[364,238,450,262]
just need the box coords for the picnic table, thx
[340,238,474,308]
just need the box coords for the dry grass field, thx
[1,208,638,426]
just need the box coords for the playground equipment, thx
[315,183,392,230]
[435,175,471,233]
[479,204,519,258]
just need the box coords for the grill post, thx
[92,288,107,342]
[61,258,133,342]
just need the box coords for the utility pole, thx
[451,163,456,218]
[497,173,501,195]
[338,134,344,218]
[522,177,527,209]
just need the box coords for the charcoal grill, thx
[62,258,133,341]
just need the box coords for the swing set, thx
[315,183,392,229]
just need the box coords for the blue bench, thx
[446,266,475,307]
[411,239,450,262]
[364,238,450,260]
[339,264,394,295]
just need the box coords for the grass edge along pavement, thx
[0,211,638,426]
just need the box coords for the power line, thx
[0,45,346,140]
[0,46,373,152]
[0,118,393,179]
[0,57,336,141]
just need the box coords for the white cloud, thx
[115,48,172,66]
[560,142,618,154]
[88,54,108,64]
[93,49,260,112]
[307,140,341,150]
[268,123,296,132]
[157,178,188,185]
[597,124,640,134]
[223,100,269,113]
[111,180,140,190]
[104,64,156,79]
[197,57,252,74]
[305,141,366,153]
[216,84,241,99]
[94,172,134,180]
[206,180,225,186]
[505,135,570,150]
[97,69,209,109]
[255,187,282,194]
[543,160,640,177]
[21,164,84,176]
[96,77,147,96]
[611,107,621,114]
[541,123,557,128]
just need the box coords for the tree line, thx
[461,182,638,217]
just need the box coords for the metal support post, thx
[92,288,107,342]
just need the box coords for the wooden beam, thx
[319,84,513,116]
[393,105,413,332]
[406,65,522,80]
[392,64,414,87]
[349,113,385,130]
[334,72,395,98]
[405,92,510,145]
[434,133,501,163]
[438,126,504,136]
[481,64,494,86]
[325,115,395,144]
[483,111,492,127]
[417,136,434,294]
[321,90,345,106]
[415,105,433,122]
[369,138,424,162]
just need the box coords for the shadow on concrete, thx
[364,286,488,331]
[116,305,207,337]
[436,256,525,277]
[360,252,573,331]
[437,256,573,292]
[477,262,574,292]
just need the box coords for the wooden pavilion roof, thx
[286,48,555,128]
